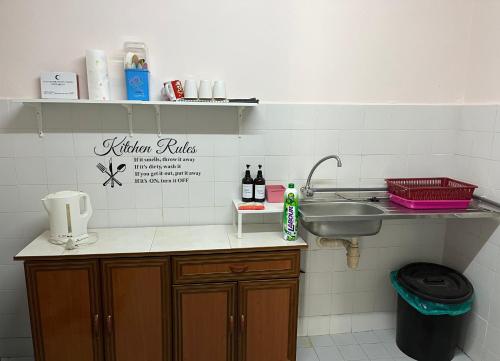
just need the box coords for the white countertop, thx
[15,225,307,259]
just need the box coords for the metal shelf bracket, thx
[24,102,44,137]
[238,106,245,138]
[154,105,162,137]
[121,104,133,137]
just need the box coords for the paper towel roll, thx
[86,49,111,100]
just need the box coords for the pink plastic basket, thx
[389,194,471,210]
[386,177,477,201]
[266,185,285,203]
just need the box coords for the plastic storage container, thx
[265,185,285,203]
[125,69,150,101]
[392,263,474,361]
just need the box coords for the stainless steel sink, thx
[299,201,384,238]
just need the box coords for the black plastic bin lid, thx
[397,262,474,304]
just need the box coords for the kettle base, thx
[49,233,89,245]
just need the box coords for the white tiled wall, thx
[443,106,500,361]
[298,219,446,336]
[0,99,465,358]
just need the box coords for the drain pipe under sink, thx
[316,237,360,269]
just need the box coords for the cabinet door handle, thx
[229,264,249,273]
[229,315,234,334]
[93,314,99,338]
[240,314,245,332]
[106,315,113,334]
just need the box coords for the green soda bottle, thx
[282,183,299,241]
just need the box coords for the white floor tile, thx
[315,345,343,361]
[311,335,335,348]
[332,332,358,346]
[360,343,391,360]
[373,329,396,342]
[297,330,472,361]
[297,348,320,361]
[338,344,368,361]
[382,342,408,358]
[298,336,313,348]
[353,331,380,344]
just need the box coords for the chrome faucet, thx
[302,155,343,197]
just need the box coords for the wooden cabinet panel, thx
[101,258,170,361]
[172,251,300,284]
[25,260,102,361]
[174,283,236,361]
[238,279,298,361]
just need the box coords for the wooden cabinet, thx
[173,283,236,361]
[101,258,170,361]
[25,260,103,361]
[238,280,298,361]
[23,250,301,361]
[172,252,300,361]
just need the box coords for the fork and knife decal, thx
[96,158,126,188]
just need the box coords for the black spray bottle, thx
[242,165,254,202]
[253,164,266,202]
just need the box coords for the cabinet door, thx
[101,258,171,361]
[25,260,102,361]
[173,283,236,361]
[238,279,299,361]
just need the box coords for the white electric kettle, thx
[42,191,93,244]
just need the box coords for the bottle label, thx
[255,185,265,200]
[242,184,253,199]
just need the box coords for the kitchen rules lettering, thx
[94,136,202,187]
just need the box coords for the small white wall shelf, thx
[232,199,283,238]
[12,99,258,137]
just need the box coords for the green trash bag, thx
[390,271,473,316]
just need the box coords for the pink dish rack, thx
[385,177,477,210]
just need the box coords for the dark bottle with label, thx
[242,164,254,202]
[253,164,266,202]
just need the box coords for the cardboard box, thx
[40,72,79,99]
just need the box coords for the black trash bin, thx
[392,263,474,361]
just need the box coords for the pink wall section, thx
[0,0,474,102]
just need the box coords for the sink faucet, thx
[302,155,342,197]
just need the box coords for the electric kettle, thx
[42,191,93,244]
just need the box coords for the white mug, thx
[183,79,198,99]
[198,80,212,99]
[212,80,226,100]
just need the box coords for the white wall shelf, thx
[232,199,283,238]
[11,98,258,137]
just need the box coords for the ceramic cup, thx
[183,79,198,99]
[198,80,212,99]
[212,80,226,100]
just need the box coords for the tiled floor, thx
[297,330,472,361]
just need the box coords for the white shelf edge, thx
[232,199,283,214]
[11,98,258,107]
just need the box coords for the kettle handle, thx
[41,198,50,213]
[80,193,93,221]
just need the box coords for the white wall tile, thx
[163,207,189,226]
[42,134,74,157]
[135,183,162,209]
[0,158,18,185]
[0,186,19,212]
[46,157,77,185]
[13,134,44,157]
[15,157,46,185]
[17,185,47,212]
[162,182,189,207]
[136,208,163,227]
[189,207,215,225]
[188,182,214,207]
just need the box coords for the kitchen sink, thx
[299,201,384,238]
